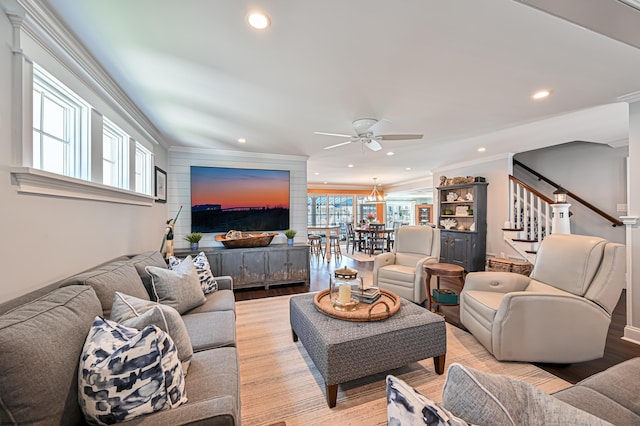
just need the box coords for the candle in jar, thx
[338,284,351,304]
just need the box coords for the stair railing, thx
[509,175,552,243]
[514,159,623,227]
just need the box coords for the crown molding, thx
[169,146,309,162]
[433,152,511,174]
[13,0,167,147]
[619,91,640,103]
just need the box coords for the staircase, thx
[504,176,553,263]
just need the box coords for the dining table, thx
[308,225,341,262]
[354,227,394,255]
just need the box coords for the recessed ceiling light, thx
[237,138,246,143]
[477,147,486,152]
[405,167,411,171]
[248,12,270,29]
[532,90,551,100]
[347,164,354,168]
[314,172,319,176]
[323,181,328,185]
[387,151,395,156]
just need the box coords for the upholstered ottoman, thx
[289,293,447,407]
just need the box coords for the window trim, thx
[10,167,155,207]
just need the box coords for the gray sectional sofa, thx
[0,251,240,425]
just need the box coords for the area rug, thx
[339,244,375,262]
[236,295,571,426]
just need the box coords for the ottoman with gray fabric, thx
[289,293,447,407]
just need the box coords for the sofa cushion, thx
[442,363,611,426]
[182,310,237,351]
[386,374,469,425]
[169,252,218,294]
[146,256,207,314]
[129,251,169,298]
[0,285,102,426]
[553,358,640,425]
[60,259,149,317]
[79,317,188,424]
[131,347,240,425]
[110,292,194,374]
[186,289,236,314]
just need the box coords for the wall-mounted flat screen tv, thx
[191,166,290,233]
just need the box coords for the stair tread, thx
[512,238,538,243]
[525,250,538,254]
[502,228,524,231]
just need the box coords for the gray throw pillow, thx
[110,292,193,374]
[145,256,206,314]
[442,363,612,426]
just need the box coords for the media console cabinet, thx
[174,243,310,290]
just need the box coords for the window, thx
[103,118,129,189]
[135,143,152,194]
[32,65,89,178]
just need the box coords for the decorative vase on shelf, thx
[287,238,294,246]
[190,242,199,251]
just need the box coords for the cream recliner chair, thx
[460,234,625,363]
[373,226,440,304]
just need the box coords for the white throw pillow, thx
[78,317,187,425]
[169,252,218,294]
[110,292,193,374]
[146,256,206,314]
[386,375,469,426]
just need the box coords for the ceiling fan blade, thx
[367,118,391,135]
[379,134,424,141]
[314,131,354,138]
[365,139,383,151]
[324,140,354,150]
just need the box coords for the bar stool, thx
[329,232,342,259]
[308,234,324,261]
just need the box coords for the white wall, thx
[514,141,627,244]
[434,156,517,260]
[167,148,308,250]
[0,6,168,303]
[626,100,640,344]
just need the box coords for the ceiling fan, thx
[314,118,423,152]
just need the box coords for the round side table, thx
[424,263,465,312]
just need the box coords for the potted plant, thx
[284,229,297,246]
[184,232,203,250]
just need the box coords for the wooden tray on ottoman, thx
[313,289,401,322]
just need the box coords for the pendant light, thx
[364,178,385,203]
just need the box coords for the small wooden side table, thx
[424,263,465,312]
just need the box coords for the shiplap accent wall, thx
[167,147,308,250]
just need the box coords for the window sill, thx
[10,167,156,206]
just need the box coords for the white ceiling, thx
[42,0,640,189]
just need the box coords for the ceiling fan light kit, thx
[315,118,424,152]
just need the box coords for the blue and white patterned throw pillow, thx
[386,375,470,426]
[79,317,188,425]
[169,252,217,294]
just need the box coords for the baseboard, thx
[622,325,640,346]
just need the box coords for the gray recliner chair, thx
[460,234,625,363]
[373,226,440,304]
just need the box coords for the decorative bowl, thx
[440,219,457,230]
[215,231,277,248]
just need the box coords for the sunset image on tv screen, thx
[190,166,290,232]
